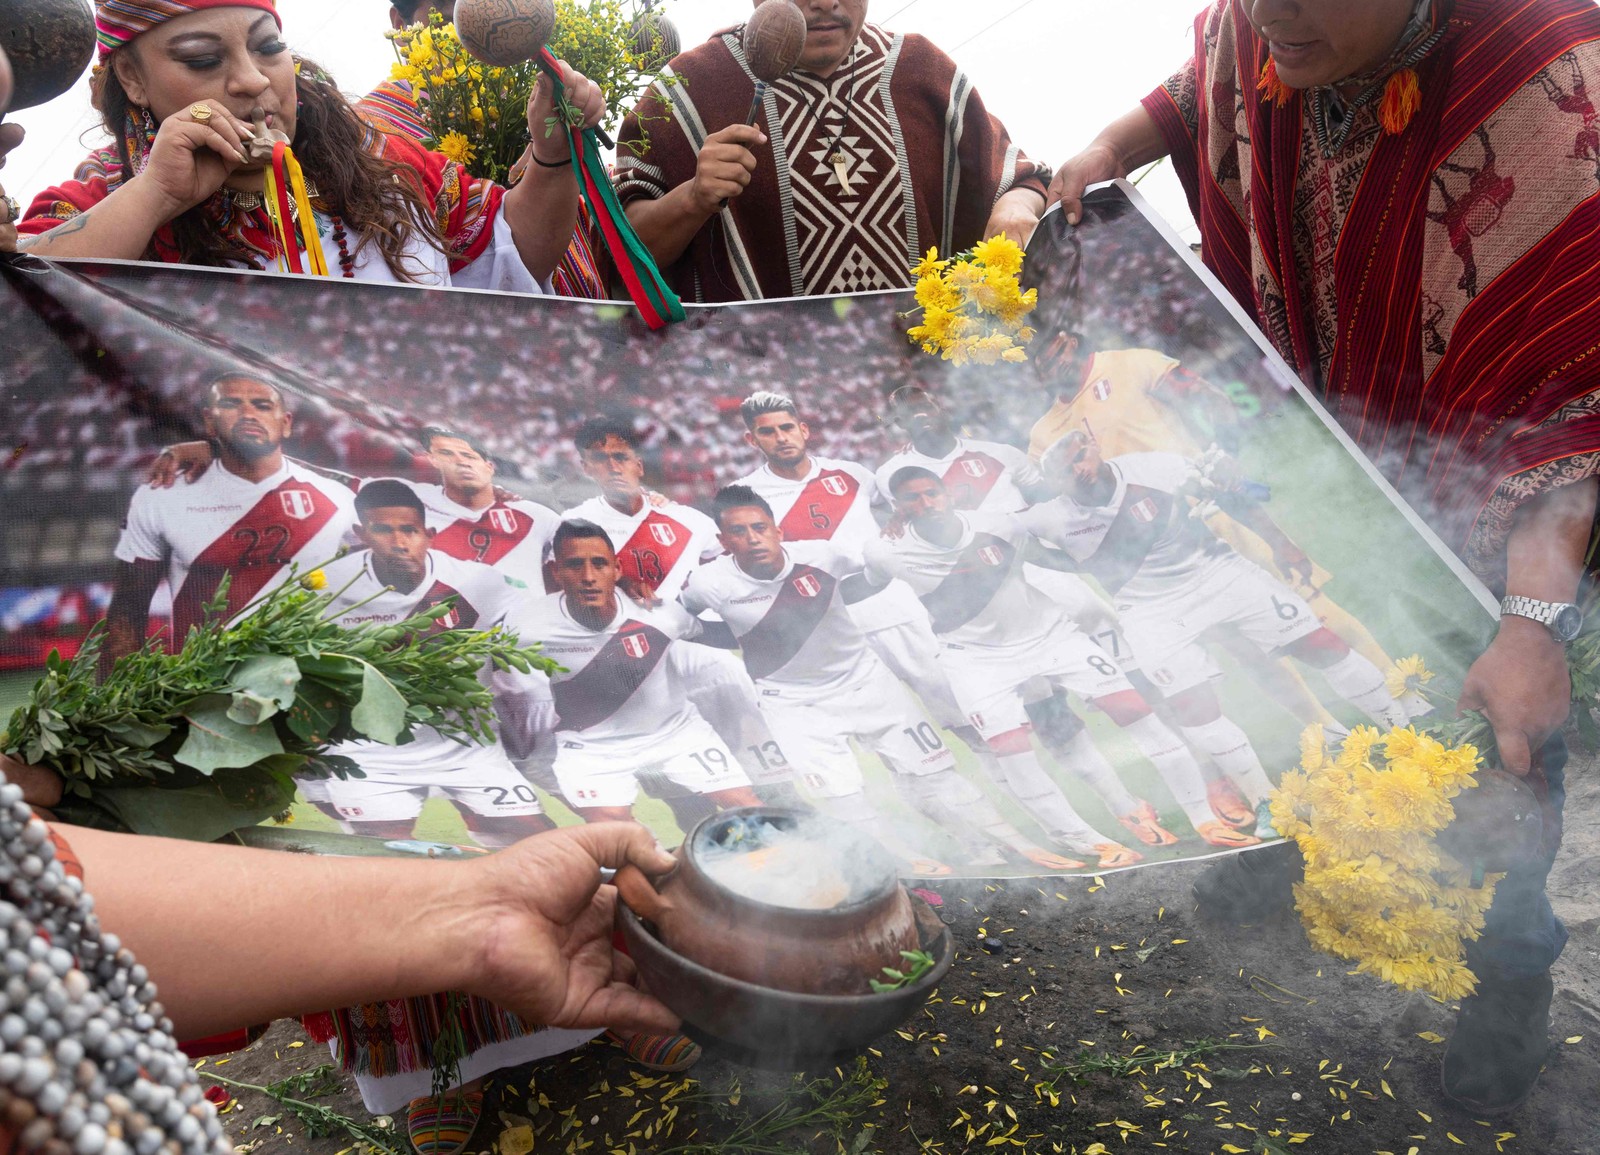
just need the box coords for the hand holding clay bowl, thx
[614,808,954,1066]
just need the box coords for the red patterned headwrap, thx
[96,0,281,63]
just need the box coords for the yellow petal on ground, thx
[1564,1035,1584,1044]
[1416,1032,1445,1043]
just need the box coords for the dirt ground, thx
[199,750,1600,1155]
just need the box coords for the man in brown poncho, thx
[616,0,1049,302]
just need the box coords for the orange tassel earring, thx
[1257,56,1294,106]
[1379,67,1422,134]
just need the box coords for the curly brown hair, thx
[92,54,455,280]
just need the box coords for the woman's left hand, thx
[526,61,606,166]
[0,753,63,814]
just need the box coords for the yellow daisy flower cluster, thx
[1271,723,1498,1001]
[905,236,1038,366]
[387,3,678,185]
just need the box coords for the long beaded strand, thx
[0,781,233,1155]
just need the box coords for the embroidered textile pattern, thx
[746,26,911,295]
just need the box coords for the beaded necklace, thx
[224,185,356,278]
[0,780,233,1154]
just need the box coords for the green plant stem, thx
[655,1059,885,1155]
[202,1068,406,1155]
[1038,1040,1273,1090]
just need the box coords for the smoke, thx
[693,811,899,911]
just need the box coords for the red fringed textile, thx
[1257,56,1293,107]
[1379,67,1422,134]
[302,995,541,1077]
[180,1024,269,1060]
[1139,0,1600,581]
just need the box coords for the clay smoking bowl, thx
[612,807,921,996]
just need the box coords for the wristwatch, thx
[1499,595,1584,643]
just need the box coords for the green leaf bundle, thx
[1,574,558,840]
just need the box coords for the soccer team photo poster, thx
[0,183,1496,877]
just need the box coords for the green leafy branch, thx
[869,949,938,993]
[0,571,558,839]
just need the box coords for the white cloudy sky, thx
[2,0,1204,240]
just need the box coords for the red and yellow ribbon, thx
[262,141,330,276]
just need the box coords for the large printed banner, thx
[0,185,1496,876]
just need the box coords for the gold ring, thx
[0,195,17,225]
[189,103,213,123]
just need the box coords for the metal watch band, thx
[1499,595,1583,642]
[1501,595,1558,626]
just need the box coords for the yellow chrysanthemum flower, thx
[972,234,1025,276]
[1278,705,1493,1001]
[1385,654,1436,699]
[299,569,328,591]
[904,237,1035,360]
[911,247,949,279]
[1298,724,1326,771]
[436,131,476,165]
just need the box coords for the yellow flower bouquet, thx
[387,2,677,184]
[1270,718,1498,1002]
[905,236,1039,366]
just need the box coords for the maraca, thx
[630,2,681,71]
[0,0,95,114]
[453,0,617,148]
[454,0,557,69]
[742,0,807,125]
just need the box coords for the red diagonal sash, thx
[737,565,838,681]
[941,452,1006,509]
[170,480,339,639]
[413,581,480,634]
[1076,485,1176,597]
[551,620,671,732]
[432,506,533,567]
[616,513,692,590]
[918,533,1016,635]
[777,471,860,541]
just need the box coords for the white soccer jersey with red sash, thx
[874,437,1042,514]
[319,550,528,774]
[115,461,357,640]
[560,496,720,601]
[864,511,1065,652]
[417,483,559,593]
[735,456,922,628]
[1019,453,1230,602]
[680,541,874,695]
[506,592,705,757]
